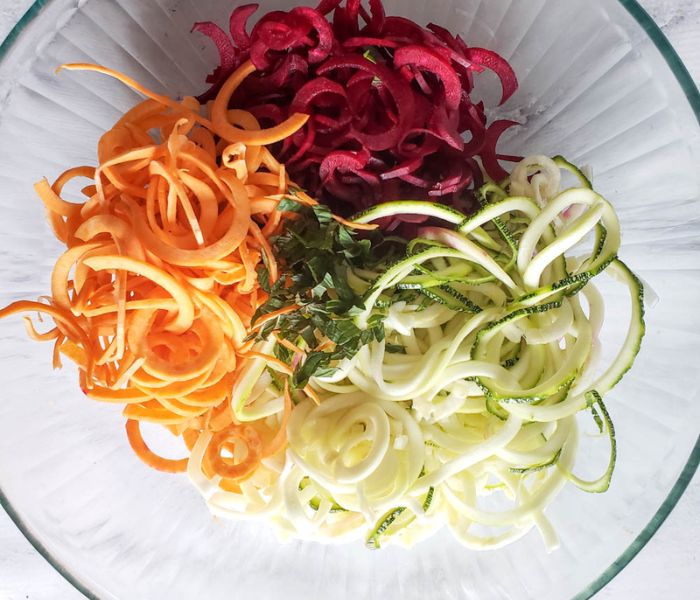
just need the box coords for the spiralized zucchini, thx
[188,156,645,550]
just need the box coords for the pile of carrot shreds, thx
[0,59,354,489]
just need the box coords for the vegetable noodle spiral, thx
[0,54,645,552]
[191,156,644,549]
[0,62,312,487]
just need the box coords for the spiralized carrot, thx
[57,64,214,129]
[303,385,322,407]
[331,215,379,231]
[0,60,309,489]
[250,304,301,331]
[205,425,262,479]
[211,60,310,146]
[125,419,188,473]
[243,352,294,376]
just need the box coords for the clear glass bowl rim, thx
[0,1,698,599]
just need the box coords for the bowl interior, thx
[0,1,699,599]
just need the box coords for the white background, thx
[0,1,698,598]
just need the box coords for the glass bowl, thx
[0,1,698,599]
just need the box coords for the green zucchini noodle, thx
[187,156,645,550]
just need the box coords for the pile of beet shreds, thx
[193,0,519,220]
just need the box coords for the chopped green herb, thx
[253,200,405,388]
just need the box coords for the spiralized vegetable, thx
[0,58,644,551]
[0,62,310,493]
[194,155,643,550]
[191,0,520,215]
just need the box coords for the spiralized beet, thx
[290,6,335,63]
[393,45,462,112]
[318,55,414,152]
[247,103,285,127]
[480,120,520,182]
[343,36,400,49]
[317,0,343,16]
[192,0,520,218]
[229,4,258,49]
[465,47,518,105]
[191,21,239,103]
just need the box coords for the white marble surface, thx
[0,1,698,599]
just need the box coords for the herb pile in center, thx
[253,193,405,388]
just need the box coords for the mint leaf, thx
[253,203,406,389]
